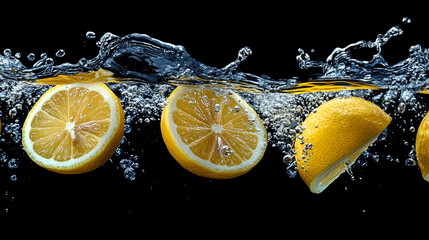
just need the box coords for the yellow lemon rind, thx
[416,115,429,182]
[295,97,391,193]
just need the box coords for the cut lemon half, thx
[416,111,429,182]
[161,86,267,179]
[295,97,391,193]
[22,83,124,174]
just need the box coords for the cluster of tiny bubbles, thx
[241,88,375,179]
[107,83,174,180]
[0,74,50,183]
[119,155,141,181]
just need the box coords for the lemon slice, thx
[416,112,429,181]
[295,97,391,193]
[22,83,124,174]
[161,86,267,179]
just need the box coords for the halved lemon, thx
[295,97,391,193]
[22,83,124,174]
[161,86,267,179]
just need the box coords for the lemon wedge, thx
[295,97,391,193]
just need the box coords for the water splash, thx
[0,17,428,185]
[0,33,289,94]
[3,25,426,94]
[296,21,429,92]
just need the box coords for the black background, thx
[1,2,428,233]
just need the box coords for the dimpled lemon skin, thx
[416,112,429,182]
[295,97,391,193]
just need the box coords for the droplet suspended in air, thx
[55,49,66,58]
[86,31,96,39]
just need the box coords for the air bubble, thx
[214,103,220,112]
[10,174,17,182]
[219,145,234,157]
[8,108,17,117]
[7,158,19,169]
[405,158,417,167]
[397,102,406,113]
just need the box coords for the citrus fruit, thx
[416,112,429,182]
[34,68,117,85]
[161,86,267,179]
[22,83,124,174]
[295,97,391,193]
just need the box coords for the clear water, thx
[0,17,427,187]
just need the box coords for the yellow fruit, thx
[161,86,267,179]
[295,97,391,193]
[34,68,117,85]
[22,83,124,174]
[416,112,429,182]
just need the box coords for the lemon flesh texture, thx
[416,113,429,182]
[161,86,267,179]
[295,97,391,193]
[22,83,124,174]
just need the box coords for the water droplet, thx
[124,167,136,181]
[234,105,240,112]
[397,102,406,113]
[405,158,417,167]
[79,58,88,67]
[221,46,252,72]
[86,31,96,39]
[27,53,35,61]
[402,16,411,24]
[7,158,19,169]
[10,174,17,181]
[45,57,54,65]
[8,108,17,117]
[345,159,355,181]
[3,48,12,57]
[409,44,422,53]
[214,103,220,112]
[55,49,66,58]
[285,159,298,178]
[219,145,234,156]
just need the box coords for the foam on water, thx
[0,17,428,187]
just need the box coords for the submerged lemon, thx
[416,112,429,182]
[295,97,391,193]
[22,83,124,174]
[161,86,267,179]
